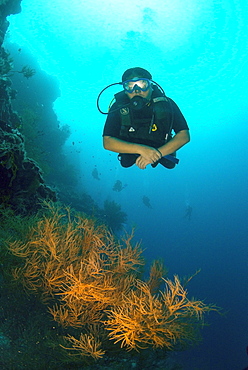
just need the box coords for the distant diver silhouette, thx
[92,167,100,180]
[184,205,192,220]
[112,180,127,192]
[142,195,152,209]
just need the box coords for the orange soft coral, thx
[105,276,214,351]
[8,202,217,360]
[61,333,105,360]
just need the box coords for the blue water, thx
[6,0,248,369]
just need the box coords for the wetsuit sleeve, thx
[102,104,121,138]
[169,99,189,134]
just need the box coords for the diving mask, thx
[123,78,151,93]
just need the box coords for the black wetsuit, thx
[103,87,189,168]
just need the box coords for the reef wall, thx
[0,0,22,45]
[0,0,56,215]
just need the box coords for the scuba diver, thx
[98,67,190,170]
[184,205,193,220]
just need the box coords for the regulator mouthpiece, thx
[129,96,149,110]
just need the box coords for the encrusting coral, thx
[7,202,217,361]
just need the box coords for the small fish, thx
[92,167,100,180]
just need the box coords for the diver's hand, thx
[135,155,152,169]
[138,146,162,163]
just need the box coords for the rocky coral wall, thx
[0,0,56,215]
[0,0,21,45]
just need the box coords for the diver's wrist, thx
[155,148,163,158]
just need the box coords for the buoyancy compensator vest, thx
[114,85,174,148]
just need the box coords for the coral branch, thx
[61,333,105,360]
